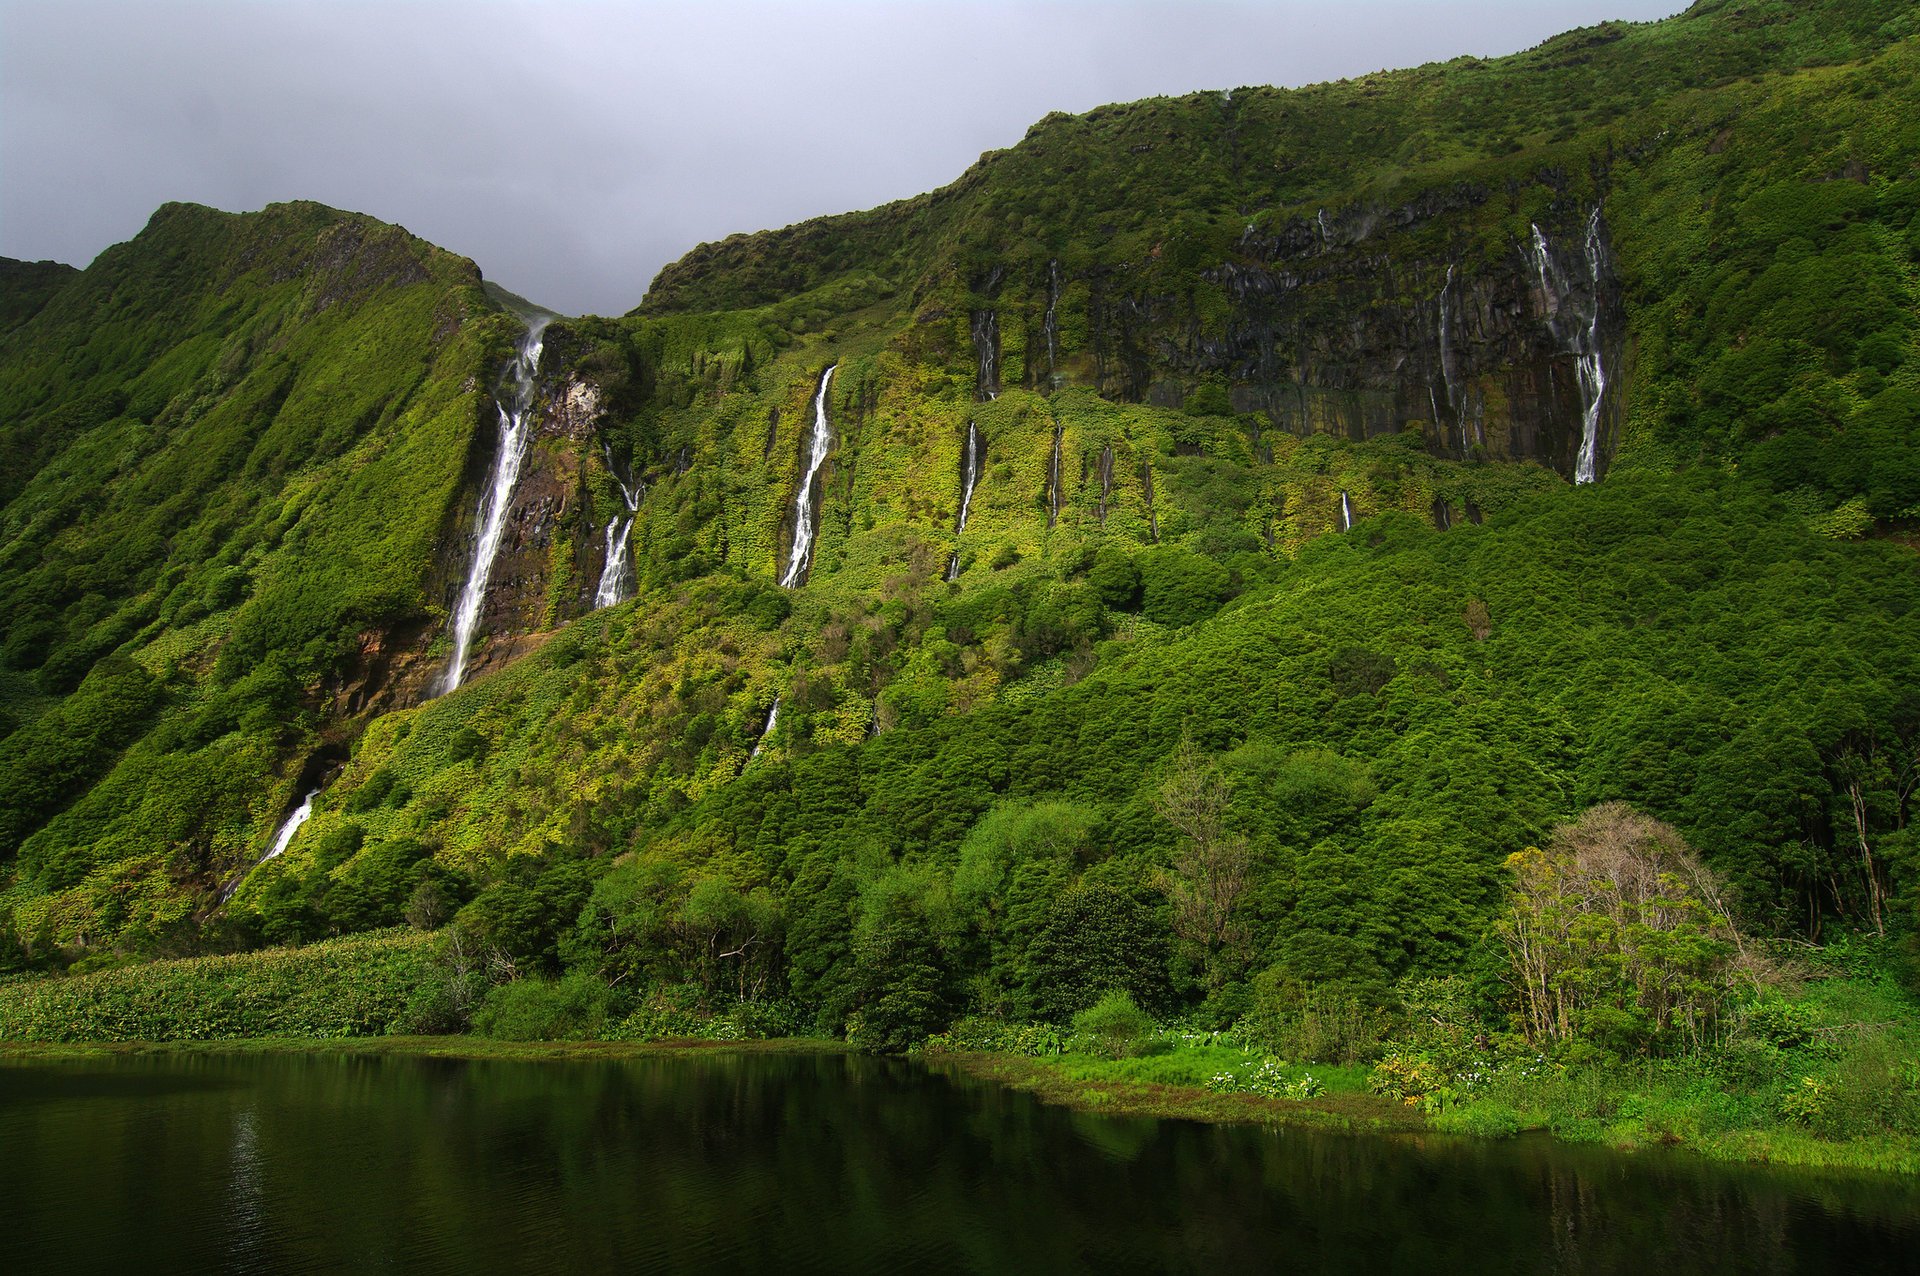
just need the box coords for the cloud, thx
[1,0,1683,316]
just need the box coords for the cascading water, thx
[971,310,999,401]
[1047,423,1064,528]
[779,365,838,588]
[946,421,984,582]
[1097,445,1115,523]
[1317,209,1333,247]
[442,315,551,694]
[1528,211,1609,485]
[1339,490,1356,532]
[592,466,642,610]
[1437,264,1461,444]
[1141,462,1160,543]
[219,788,318,903]
[750,698,780,760]
[1044,261,1062,381]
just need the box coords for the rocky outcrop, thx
[1051,189,1624,481]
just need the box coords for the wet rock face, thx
[392,377,604,701]
[1060,190,1624,480]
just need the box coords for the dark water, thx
[1,1050,1916,1274]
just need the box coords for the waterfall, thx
[1141,462,1160,543]
[1317,209,1332,247]
[1433,496,1454,531]
[779,365,838,588]
[1437,264,1461,444]
[1339,490,1355,532]
[1097,445,1115,523]
[1528,212,1608,485]
[971,309,999,401]
[1574,211,1608,485]
[264,790,317,862]
[1044,261,1061,380]
[219,788,318,903]
[442,315,551,694]
[1047,423,1064,528]
[946,421,984,582]
[592,467,642,610]
[750,698,780,760]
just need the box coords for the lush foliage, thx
[0,0,1917,1173]
[0,929,450,1041]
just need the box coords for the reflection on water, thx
[0,1049,1914,1273]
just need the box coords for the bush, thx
[1240,968,1392,1064]
[1071,989,1156,1058]
[921,1017,1065,1056]
[471,971,611,1041]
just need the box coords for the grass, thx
[926,1046,1423,1135]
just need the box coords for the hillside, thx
[0,0,1917,1141]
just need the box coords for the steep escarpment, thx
[638,0,1916,492]
[3,0,1917,990]
[0,201,522,943]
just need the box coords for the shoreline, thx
[4,1033,1916,1180]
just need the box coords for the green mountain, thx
[1,0,1917,1085]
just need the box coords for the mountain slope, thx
[0,0,1915,1035]
[0,202,513,947]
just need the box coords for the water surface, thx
[1,1049,1914,1273]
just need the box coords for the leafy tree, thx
[1499,804,1750,1052]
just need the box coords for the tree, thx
[1154,738,1252,984]
[1499,804,1750,1052]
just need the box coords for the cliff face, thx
[1032,194,1626,479]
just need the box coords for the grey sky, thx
[3,1,1684,317]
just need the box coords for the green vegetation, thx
[1,0,1918,1176]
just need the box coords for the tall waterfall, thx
[750,698,780,760]
[1339,490,1356,532]
[443,315,550,694]
[593,466,642,610]
[1043,261,1062,380]
[779,365,838,588]
[1528,211,1609,485]
[1437,264,1461,441]
[1142,462,1160,543]
[946,421,984,582]
[1047,423,1064,527]
[971,309,999,401]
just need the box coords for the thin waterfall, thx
[779,365,838,588]
[1575,211,1607,485]
[1339,490,1356,532]
[442,315,551,694]
[1097,445,1115,523]
[1437,264,1461,445]
[593,467,642,610]
[946,421,984,582]
[1047,423,1064,527]
[971,310,999,401]
[1142,462,1160,543]
[1317,209,1332,247]
[219,788,318,904]
[1528,211,1608,485]
[750,698,780,760]
[1044,261,1061,381]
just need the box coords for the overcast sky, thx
[4,1,1683,317]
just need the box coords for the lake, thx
[1,1048,1915,1272]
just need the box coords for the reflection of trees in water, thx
[8,1051,1914,1272]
